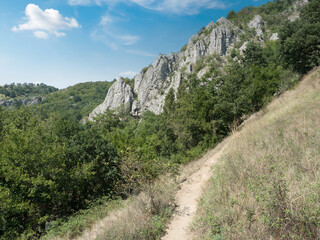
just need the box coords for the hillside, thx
[0,0,319,239]
[42,68,320,240]
[88,0,317,119]
[37,81,115,121]
[194,67,320,240]
[0,81,114,121]
[0,83,58,99]
[0,83,58,108]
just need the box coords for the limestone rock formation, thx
[131,53,181,115]
[288,0,309,22]
[270,33,279,41]
[90,17,240,118]
[248,15,264,39]
[0,96,44,107]
[89,78,133,120]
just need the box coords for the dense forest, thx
[0,0,319,239]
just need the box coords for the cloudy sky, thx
[0,0,270,89]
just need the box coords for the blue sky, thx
[0,0,271,89]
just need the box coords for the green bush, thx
[180,44,188,52]
[279,0,320,73]
[0,108,120,239]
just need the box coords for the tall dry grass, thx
[86,175,177,240]
[193,68,320,239]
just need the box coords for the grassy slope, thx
[43,175,178,240]
[193,68,320,239]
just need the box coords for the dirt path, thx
[161,139,230,240]
[59,138,230,240]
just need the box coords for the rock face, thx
[185,17,239,63]
[248,15,264,39]
[90,17,241,118]
[288,0,309,22]
[89,78,133,119]
[131,53,181,115]
[270,33,279,41]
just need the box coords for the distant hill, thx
[0,81,114,121]
[0,83,58,99]
[37,81,115,121]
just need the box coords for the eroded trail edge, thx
[162,139,230,240]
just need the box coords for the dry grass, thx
[79,175,178,240]
[193,68,320,239]
[42,132,225,240]
[43,173,178,240]
[92,145,229,240]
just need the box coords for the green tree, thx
[279,0,320,73]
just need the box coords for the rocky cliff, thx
[88,0,308,120]
[89,17,242,119]
[89,78,134,120]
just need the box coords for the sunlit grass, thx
[193,68,320,239]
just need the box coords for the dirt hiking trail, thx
[162,138,230,240]
[68,136,231,240]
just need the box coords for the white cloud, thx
[33,31,49,39]
[108,32,140,45]
[100,15,113,25]
[119,71,138,78]
[125,49,156,57]
[68,0,226,14]
[91,12,140,49]
[68,0,92,5]
[12,4,80,39]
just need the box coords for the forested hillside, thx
[0,81,114,121]
[0,0,319,239]
[37,81,115,121]
[0,83,58,99]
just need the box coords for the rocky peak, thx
[89,17,241,118]
[88,77,133,120]
[131,53,179,116]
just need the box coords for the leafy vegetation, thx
[142,66,150,73]
[279,0,320,73]
[0,108,120,239]
[180,44,188,52]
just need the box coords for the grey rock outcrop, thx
[287,0,309,22]
[240,41,249,53]
[248,15,264,39]
[270,33,279,41]
[89,78,134,120]
[130,17,240,116]
[185,17,239,63]
[90,17,240,118]
[131,53,181,115]
[0,96,43,107]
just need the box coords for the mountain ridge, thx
[89,16,240,119]
[89,0,310,120]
